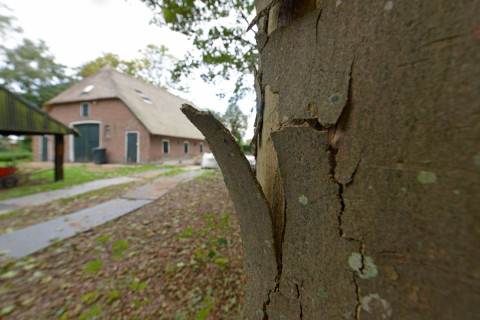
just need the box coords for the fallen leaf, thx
[22,264,36,271]
[21,297,35,306]
[0,304,16,316]
[0,270,19,279]
[27,270,44,282]
[40,275,53,284]
[82,259,103,274]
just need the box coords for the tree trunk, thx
[54,134,64,181]
[183,1,478,318]
[250,0,479,319]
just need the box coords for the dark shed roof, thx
[0,86,77,136]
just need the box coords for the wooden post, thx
[54,134,64,181]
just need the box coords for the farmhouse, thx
[33,66,208,163]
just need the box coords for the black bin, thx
[93,147,106,164]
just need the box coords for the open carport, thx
[0,86,78,181]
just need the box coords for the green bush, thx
[0,152,32,162]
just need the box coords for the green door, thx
[126,132,138,163]
[73,123,99,162]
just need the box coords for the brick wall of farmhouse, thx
[32,134,54,162]
[33,98,150,163]
[149,135,209,161]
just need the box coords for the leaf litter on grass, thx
[0,168,184,236]
[0,171,245,319]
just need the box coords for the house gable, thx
[45,66,204,140]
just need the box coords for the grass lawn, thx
[0,164,173,201]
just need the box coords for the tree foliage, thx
[208,104,247,143]
[0,38,71,107]
[76,53,122,79]
[0,7,71,107]
[76,45,176,89]
[123,44,176,88]
[0,5,22,41]
[222,104,248,142]
[139,0,256,104]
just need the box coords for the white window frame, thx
[184,141,189,154]
[125,131,140,163]
[162,139,170,154]
[80,103,90,117]
[69,120,102,162]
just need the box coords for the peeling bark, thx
[269,126,358,319]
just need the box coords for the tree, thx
[0,4,22,41]
[124,44,176,88]
[76,45,176,89]
[222,104,247,142]
[0,38,71,107]
[183,1,478,318]
[0,6,71,107]
[139,0,256,104]
[206,104,247,143]
[76,52,122,79]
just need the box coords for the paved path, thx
[0,170,204,259]
[0,169,169,215]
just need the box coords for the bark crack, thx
[280,197,287,269]
[324,56,365,319]
[263,273,282,319]
[296,283,304,319]
[279,118,328,131]
[353,273,361,320]
[315,8,323,41]
[327,56,357,237]
[420,34,463,48]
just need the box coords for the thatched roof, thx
[46,66,204,140]
[0,86,77,136]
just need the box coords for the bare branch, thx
[246,0,281,32]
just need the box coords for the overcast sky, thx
[1,0,255,139]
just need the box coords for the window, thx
[81,84,94,94]
[105,125,111,138]
[163,140,170,154]
[81,103,89,117]
[184,141,189,153]
[135,89,153,104]
[200,143,204,153]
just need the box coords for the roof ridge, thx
[105,66,122,99]
[107,67,196,106]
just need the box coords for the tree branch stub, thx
[180,104,278,318]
